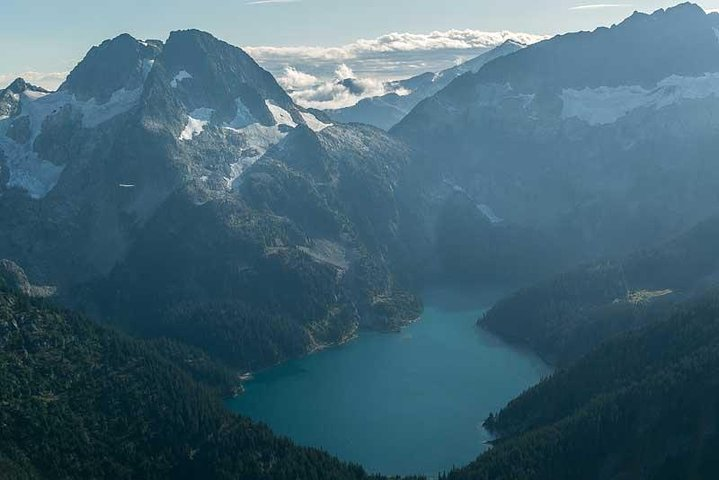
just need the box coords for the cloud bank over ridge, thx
[246,29,546,62]
[2,28,547,110]
[249,28,547,109]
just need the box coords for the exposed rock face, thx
[0,259,56,298]
[0,78,50,119]
[394,4,719,269]
[0,30,419,370]
[59,33,162,102]
[4,5,719,370]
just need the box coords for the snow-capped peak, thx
[170,70,192,88]
[179,108,214,140]
[265,101,297,127]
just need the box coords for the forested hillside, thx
[449,289,719,480]
[0,284,385,480]
[481,216,719,365]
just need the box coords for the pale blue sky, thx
[2,0,718,89]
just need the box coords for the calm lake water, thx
[227,288,551,477]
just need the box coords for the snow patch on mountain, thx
[478,204,503,224]
[0,135,65,199]
[179,108,214,141]
[561,86,649,125]
[561,73,719,125]
[221,100,306,187]
[223,123,287,188]
[16,90,63,143]
[227,98,256,129]
[652,74,719,108]
[225,156,260,188]
[17,87,141,139]
[142,59,155,79]
[170,70,192,88]
[265,101,297,127]
[300,111,332,132]
[0,92,64,198]
[80,88,143,128]
[0,86,144,198]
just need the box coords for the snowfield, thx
[0,86,144,198]
[170,70,192,88]
[561,73,719,125]
[179,108,215,141]
[300,111,332,132]
[265,101,297,127]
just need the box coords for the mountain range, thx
[394,2,719,264]
[3,3,719,478]
[324,39,526,130]
[2,0,719,377]
[0,29,422,371]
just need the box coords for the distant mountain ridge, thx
[481,215,719,366]
[3,4,719,480]
[470,3,719,91]
[324,40,526,130]
[393,3,719,272]
[3,2,719,373]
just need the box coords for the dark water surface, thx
[227,288,551,477]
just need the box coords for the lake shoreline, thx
[227,287,552,477]
[234,313,426,392]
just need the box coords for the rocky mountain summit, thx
[0,30,419,370]
[394,3,719,265]
[3,3,719,371]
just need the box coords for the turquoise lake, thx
[227,288,551,477]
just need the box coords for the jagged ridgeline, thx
[0,29,422,370]
[3,2,719,479]
[3,4,719,372]
[325,39,528,130]
[394,3,719,266]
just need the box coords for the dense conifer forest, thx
[0,284,389,480]
[449,290,719,480]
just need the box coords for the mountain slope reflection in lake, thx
[227,288,551,476]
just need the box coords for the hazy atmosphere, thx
[4,1,719,88]
[3,2,719,479]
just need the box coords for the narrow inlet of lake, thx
[226,287,552,477]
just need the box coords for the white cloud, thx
[278,67,319,90]
[569,4,633,10]
[245,29,546,63]
[2,29,548,113]
[281,64,390,110]
[335,64,355,80]
[247,29,548,109]
[0,71,67,91]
